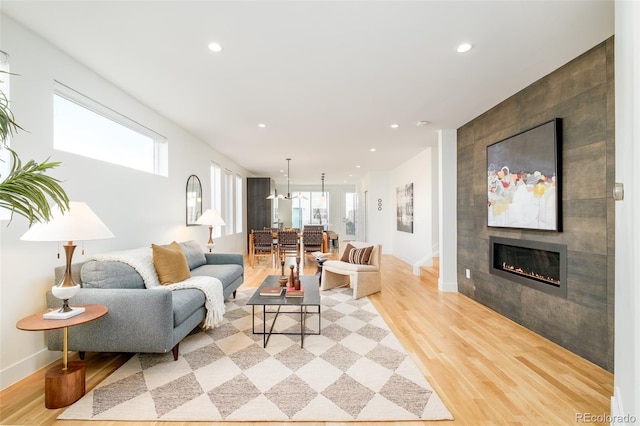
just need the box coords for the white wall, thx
[359,170,393,251]
[0,16,249,390]
[613,1,640,423]
[361,143,439,269]
[390,148,433,268]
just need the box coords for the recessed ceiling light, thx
[356,165,361,168]
[457,43,472,53]
[416,120,430,127]
[370,148,377,152]
[258,123,267,128]
[208,42,223,52]
[390,123,399,129]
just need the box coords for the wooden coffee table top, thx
[16,304,108,331]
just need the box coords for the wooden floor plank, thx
[0,248,612,425]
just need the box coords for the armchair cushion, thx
[340,243,374,264]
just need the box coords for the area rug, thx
[59,288,453,421]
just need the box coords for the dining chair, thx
[252,229,275,268]
[278,229,299,260]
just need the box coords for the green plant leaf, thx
[0,147,70,225]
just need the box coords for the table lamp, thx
[21,201,114,319]
[195,209,225,252]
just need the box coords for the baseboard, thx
[0,348,59,391]
[438,278,458,292]
[610,386,635,426]
[412,254,434,276]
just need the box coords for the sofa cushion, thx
[152,241,191,285]
[171,288,206,326]
[81,261,146,289]
[179,240,207,270]
[340,243,374,265]
[190,264,243,288]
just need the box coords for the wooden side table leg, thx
[45,361,85,408]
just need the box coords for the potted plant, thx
[0,70,69,224]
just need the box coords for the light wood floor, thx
[0,249,613,425]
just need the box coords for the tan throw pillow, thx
[341,244,374,265]
[152,241,191,285]
[340,243,356,262]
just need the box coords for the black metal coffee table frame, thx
[246,275,321,348]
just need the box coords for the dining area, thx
[248,226,329,267]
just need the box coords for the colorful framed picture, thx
[487,118,562,231]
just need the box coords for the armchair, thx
[320,241,382,299]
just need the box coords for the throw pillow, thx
[340,243,356,262]
[178,240,207,269]
[341,243,374,265]
[152,241,191,285]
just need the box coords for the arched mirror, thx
[186,175,202,226]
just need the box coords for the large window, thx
[0,52,11,221]
[224,169,234,235]
[53,82,167,176]
[210,163,222,238]
[292,191,329,229]
[235,174,243,233]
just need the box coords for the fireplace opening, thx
[490,236,567,299]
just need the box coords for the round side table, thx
[16,304,108,408]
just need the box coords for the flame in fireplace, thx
[502,262,561,287]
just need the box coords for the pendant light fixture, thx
[284,158,292,199]
[266,158,292,200]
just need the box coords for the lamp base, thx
[44,306,85,320]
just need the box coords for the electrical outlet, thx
[465,269,471,279]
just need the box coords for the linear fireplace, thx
[489,236,567,299]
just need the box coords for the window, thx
[291,191,329,229]
[224,169,234,235]
[235,174,243,233]
[53,82,167,176]
[0,52,11,221]
[210,163,222,238]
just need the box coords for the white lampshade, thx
[195,209,226,227]
[21,201,114,242]
[20,201,114,320]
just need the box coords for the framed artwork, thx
[487,118,562,231]
[396,183,413,233]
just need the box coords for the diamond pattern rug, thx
[59,288,453,421]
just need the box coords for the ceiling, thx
[1,1,614,186]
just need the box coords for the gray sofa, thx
[46,241,244,360]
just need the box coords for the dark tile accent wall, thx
[457,38,614,372]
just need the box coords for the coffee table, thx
[246,275,321,348]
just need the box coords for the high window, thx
[210,163,222,238]
[235,174,243,233]
[224,169,234,235]
[0,51,11,221]
[53,82,167,176]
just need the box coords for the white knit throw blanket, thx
[90,247,225,329]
